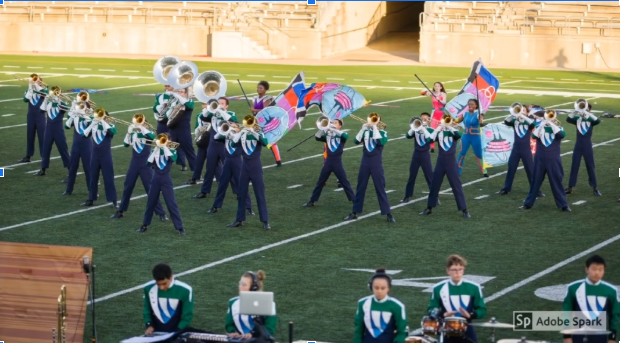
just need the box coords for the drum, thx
[406,337,423,343]
[444,317,468,337]
[421,316,440,335]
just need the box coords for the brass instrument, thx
[132,113,155,131]
[410,117,424,132]
[440,114,462,130]
[77,90,96,108]
[153,55,182,85]
[94,108,133,126]
[146,133,180,149]
[350,112,387,130]
[49,86,74,107]
[242,114,261,132]
[544,109,561,126]
[53,285,67,343]
[13,73,48,88]
[193,71,228,103]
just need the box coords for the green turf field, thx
[0,55,619,343]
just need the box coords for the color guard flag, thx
[271,72,306,130]
[445,59,500,119]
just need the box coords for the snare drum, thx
[444,317,468,337]
[421,316,440,335]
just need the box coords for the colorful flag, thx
[296,82,341,121]
[271,72,306,130]
[256,107,289,145]
[445,59,500,119]
[320,86,367,121]
[482,123,513,169]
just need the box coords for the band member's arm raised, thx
[354,126,366,144]
[315,130,327,140]
[170,148,179,163]
[375,128,388,146]
[258,133,268,147]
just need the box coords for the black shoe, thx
[35,169,46,176]
[62,191,72,196]
[227,221,243,228]
[303,201,315,207]
[387,214,395,223]
[483,173,489,178]
[420,208,432,215]
[565,187,573,194]
[137,225,148,233]
[498,190,509,195]
[593,188,602,196]
[184,179,197,185]
[431,148,435,153]
[519,205,532,210]
[276,161,282,167]
[463,210,471,218]
[561,207,572,212]
[178,228,186,235]
[60,177,68,183]
[263,222,271,230]
[247,209,255,216]
[180,165,188,171]
[159,214,169,222]
[193,192,207,199]
[400,197,410,203]
[112,201,118,209]
[207,207,218,214]
[337,182,343,188]
[537,191,545,197]
[110,211,123,219]
[18,156,31,163]
[81,200,93,206]
[344,213,357,220]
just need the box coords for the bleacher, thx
[420,1,620,37]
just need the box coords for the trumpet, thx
[410,117,424,132]
[94,108,133,127]
[132,113,155,131]
[53,285,67,343]
[350,112,387,130]
[217,120,239,137]
[146,133,180,149]
[544,109,561,126]
[242,114,261,133]
[13,73,48,88]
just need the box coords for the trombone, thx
[242,114,261,133]
[145,133,180,149]
[440,114,462,130]
[94,108,133,127]
[132,113,155,132]
[49,86,74,107]
[13,73,48,88]
[544,109,561,126]
[53,285,67,343]
[350,112,387,130]
[77,91,96,108]
[506,102,523,121]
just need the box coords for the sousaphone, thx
[193,70,228,103]
[153,55,182,85]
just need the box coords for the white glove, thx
[219,110,231,121]
[165,90,173,95]
[422,127,431,139]
[429,129,439,141]
[39,97,49,111]
[315,130,324,139]
[127,124,135,134]
[172,92,188,105]
[550,123,560,134]
[585,112,597,121]
[407,129,415,137]
[568,111,578,119]
[355,127,365,142]
[520,114,533,125]
[372,125,381,139]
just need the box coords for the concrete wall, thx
[420,31,620,69]
[0,22,209,55]
[321,1,383,57]
[209,29,321,60]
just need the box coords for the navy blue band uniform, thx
[501,104,536,194]
[64,102,93,195]
[191,110,222,184]
[403,118,434,201]
[566,100,601,194]
[167,92,197,172]
[82,110,118,206]
[39,92,71,172]
[22,81,48,160]
[199,108,231,195]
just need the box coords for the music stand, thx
[239,292,276,343]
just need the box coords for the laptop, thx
[239,291,276,316]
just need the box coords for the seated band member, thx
[520,110,570,212]
[227,116,271,230]
[36,87,71,178]
[250,81,281,167]
[81,109,118,208]
[111,114,168,222]
[420,115,470,218]
[153,85,174,135]
[226,270,277,338]
[354,268,407,343]
[401,113,435,203]
[143,263,194,335]
[304,118,354,207]
[345,113,395,223]
[63,101,93,196]
[565,102,602,196]
[427,255,486,343]
[563,255,618,343]
[185,102,221,185]
[456,99,487,177]
[167,87,196,172]
[19,74,47,163]
[194,97,232,198]
[138,133,185,235]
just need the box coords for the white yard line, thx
[88,137,620,305]
[0,82,160,103]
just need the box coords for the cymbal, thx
[560,329,610,335]
[471,321,514,329]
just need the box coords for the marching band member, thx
[427,255,487,343]
[354,268,407,343]
[562,255,618,343]
[499,104,543,197]
[81,109,118,208]
[207,117,253,215]
[520,110,570,212]
[143,263,194,335]
[168,87,197,173]
[420,115,470,218]
[193,97,231,198]
[345,113,395,223]
[226,270,277,338]
[35,87,71,178]
[63,101,93,196]
[152,85,174,135]
[421,82,447,153]
[401,113,435,203]
[111,114,168,221]
[185,103,221,185]
[19,74,47,163]
[227,115,271,230]
[565,101,602,196]
[303,118,355,207]
[456,99,487,177]
[250,81,282,167]
[138,133,185,235]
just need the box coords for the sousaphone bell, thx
[153,55,182,85]
[193,70,227,103]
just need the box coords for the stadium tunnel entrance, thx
[366,1,425,62]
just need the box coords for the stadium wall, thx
[419,32,620,69]
[320,1,383,57]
